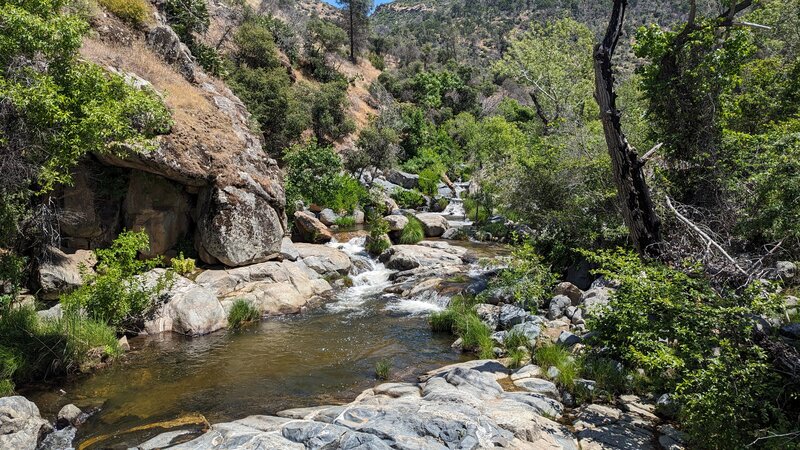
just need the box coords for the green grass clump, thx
[375,360,391,380]
[429,309,458,332]
[0,306,120,392]
[228,300,261,329]
[507,347,528,369]
[534,343,577,388]
[98,0,151,26]
[454,313,494,359]
[334,216,357,228]
[399,215,425,244]
[503,331,530,351]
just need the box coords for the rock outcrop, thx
[36,247,96,299]
[0,396,51,450]
[195,259,332,316]
[139,361,579,449]
[415,213,449,237]
[293,243,352,277]
[142,269,228,336]
[379,242,470,271]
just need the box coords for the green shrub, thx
[391,189,426,209]
[480,242,556,309]
[98,0,150,26]
[582,248,793,447]
[464,197,489,223]
[334,216,356,228]
[418,167,441,196]
[366,218,392,255]
[375,360,390,380]
[228,299,261,329]
[170,252,196,275]
[62,231,171,332]
[399,215,425,244]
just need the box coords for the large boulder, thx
[415,213,449,237]
[384,215,409,231]
[293,243,352,277]
[142,269,227,336]
[387,170,420,189]
[0,396,51,450]
[197,186,283,266]
[292,211,333,244]
[318,209,339,227]
[379,244,467,271]
[37,247,96,300]
[195,261,332,316]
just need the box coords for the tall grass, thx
[228,300,261,329]
[399,215,425,244]
[429,308,457,332]
[429,295,493,358]
[375,360,390,380]
[534,343,577,388]
[0,306,120,394]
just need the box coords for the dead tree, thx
[594,0,662,257]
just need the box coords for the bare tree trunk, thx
[594,0,662,257]
[349,4,357,63]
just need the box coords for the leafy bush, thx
[311,81,355,142]
[391,189,426,209]
[417,167,441,196]
[228,299,260,329]
[399,215,424,244]
[98,0,150,26]
[583,248,794,447]
[334,216,356,228]
[366,218,391,255]
[284,140,368,214]
[170,253,196,275]
[63,231,171,332]
[480,242,556,309]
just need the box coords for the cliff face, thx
[61,6,286,267]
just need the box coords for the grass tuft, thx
[535,343,577,388]
[228,300,261,329]
[507,347,527,369]
[429,309,457,332]
[399,215,425,244]
[375,360,390,380]
[334,216,356,228]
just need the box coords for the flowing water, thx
[22,238,504,449]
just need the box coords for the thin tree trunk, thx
[594,0,662,257]
[349,4,356,63]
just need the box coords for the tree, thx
[495,18,594,133]
[594,0,662,257]
[337,0,373,63]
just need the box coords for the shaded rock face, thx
[142,362,578,449]
[0,396,51,450]
[124,171,190,258]
[37,247,96,300]
[59,163,125,250]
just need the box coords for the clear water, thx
[23,239,482,449]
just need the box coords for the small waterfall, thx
[325,238,394,314]
[439,182,473,228]
[384,290,448,316]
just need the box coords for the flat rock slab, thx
[513,378,560,399]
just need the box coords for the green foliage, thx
[98,0,150,26]
[163,0,223,75]
[353,114,402,171]
[366,218,391,255]
[311,81,355,142]
[417,167,441,196]
[228,299,260,329]
[375,359,390,380]
[63,231,170,332]
[503,331,530,351]
[429,308,457,332]
[534,343,577,388]
[391,189,426,209]
[304,18,347,82]
[170,253,196,275]
[233,19,281,70]
[480,242,556,309]
[284,140,368,214]
[583,248,794,447]
[0,305,119,393]
[454,312,493,359]
[334,216,356,228]
[506,347,527,369]
[398,215,424,245]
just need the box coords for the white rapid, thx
[438,182,473,228]
[325,237,450,316]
